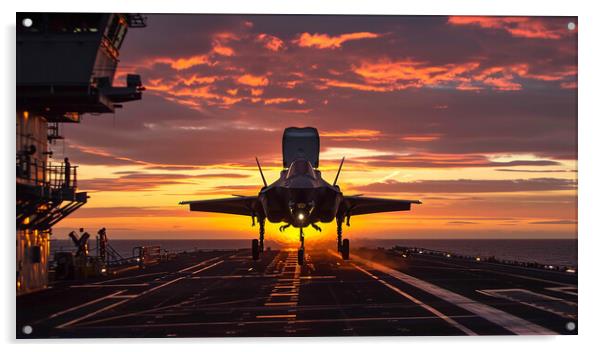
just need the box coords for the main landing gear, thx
[337,217,350,260]
[251,217,265,261]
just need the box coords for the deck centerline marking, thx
[263,251,301,312]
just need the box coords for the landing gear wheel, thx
[341,239,350,260]
[251,239,260,260]
[298,248,305,266]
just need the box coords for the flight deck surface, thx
[16,248,577,338]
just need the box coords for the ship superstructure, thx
[16,13,146,294]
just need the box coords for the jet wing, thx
[180,196,264,217]
[340,196,421,216]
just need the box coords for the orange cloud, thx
[154,55,211,70]
[250,88,264,96]
[319,78,393,92]
[330,60,576,92]
[178,74,218,86]
[294,32,383,49]
[213,32,240,42]
[256,34,285,52]
[448,16,572,39]
[353,60,480,87]
[263,98,305,105]
[322,129,382,141]
[401,134,442,142]
[212,43,235,56]
[149,83,243,108]
[237,74,270,87]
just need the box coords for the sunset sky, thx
[55,15,577,242]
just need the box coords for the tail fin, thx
[333,157,345,186]
[255,157,268,187]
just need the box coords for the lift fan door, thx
[282,127,320,168]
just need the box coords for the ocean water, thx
[50,238,577,267]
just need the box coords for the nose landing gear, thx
[298,227,305,266]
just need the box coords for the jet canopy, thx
[286,160,317,180]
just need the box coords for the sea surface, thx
[50,238,578,267]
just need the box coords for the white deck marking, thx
[481,269,575,286]
[191,260,224,274]
[417,256,574,286]
[350,262,476,336]
[57,274,189,329]
[70,283,149,288]
[48,290,126,319]
[352,254,555,335]
[177,256,222,273]
[55,256,219,329]
[546,286,578,296]
[256,314,297,319]
[140,276,185,295]
[187,274,279,280]
[57,299,130,329]
[477,288,577,319]
[299,275,336,280]
[92,271,168,284]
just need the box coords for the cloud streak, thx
[354,178,576,194]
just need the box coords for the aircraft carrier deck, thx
[16,247,578,338]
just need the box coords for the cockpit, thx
[286,159,317,180]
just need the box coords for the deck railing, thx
[16,155,78,190]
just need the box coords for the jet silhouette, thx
[181,127,421,265]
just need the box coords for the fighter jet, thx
[180,127,421,265]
